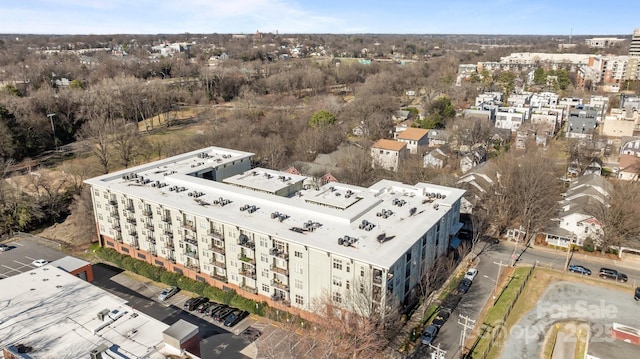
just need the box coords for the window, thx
[333,259,343,270]
[294,250,303,258]
[332,276,342,287]
[346,280,350,290]
[98,214,103,220]
[106,241,114,247]
[261,253,269,263]
[333,292,342,303]
[260,238,268,247]
[94,189,100,196]
[294,263,303,275]
[262,269,269,278]
[137,253,146,260]
[405,252,412,262]
[360,269,365,277]
[346,266,350,273]
[295,294,304,305]
[154,259,164,267]
[121,247,129,253]
[262,284,270,292]
[360,283,365,294]
[295,279,303,290]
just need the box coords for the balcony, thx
[238,237,255,250]
[183,221,196,232]
[186,263,200,272]
[269,247,289,260]
[271,280,289,291]
[240,269,257,280]
[238,254,256,266]
[167,256,176,263]
[145,222,155,231]
[208,244,225,254]
[109,208,119,217]
[271,264,289,276]
[115,233,123,242]
[210,259,226,268]
[125,203,135,211]
[373,269,383,285]
[183,233,197,245]
[126,217,137,225]
[111,222,121,231]
[130,239,139,249]
[208,229,224,241]
[210,272,227,283]
[164,241,174,249]
[184,250,199,259]
[240,284,258,294]
[149,249,157,256]
[147,237,156,244]
[108,200,118,207]
[271,293,291,306]
[143,209,153,217]
[128,231,138,238]
[163,230,173,238]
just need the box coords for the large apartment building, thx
[85,147,465,314]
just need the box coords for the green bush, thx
[582,238,595,252]
[94,247,269,316]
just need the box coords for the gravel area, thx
[500,281,640,359]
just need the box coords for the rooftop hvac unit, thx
[97,309,110,321]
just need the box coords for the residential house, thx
[543,174,611,248]
[395,128,429,154]
[589,96,610,119]
[371,139,408,171]
[495,108,526,132]
[459,146,487,173]
[427,129,451,147]
[506,93,532,107]
[475,92,503,107]
[617,154,640,181]
[530,108,563,135]
[567,107,598,139]
[601,108,638,137]
[423,147,449,169]
[530,92,559,108]
[392,110,411,123]
[456,162,496,214]
[464,107,495,122]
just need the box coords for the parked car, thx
[635,287,640,301]
[458,278,472,294]
[158,286,179,301]
[421,324,439,345]
[224,310,249,327]
[206,303,226,316]
[568,265,591,276]
[198,302,214,313]
[184,297,208,311]
[213,306,236,322]
[432,311,450,328]
[464,268,478,281]
[599,268,628,282]
[31,259,48,267]
[194,298,211,312]
[0,243,10,252]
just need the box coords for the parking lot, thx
[0,237,66,278]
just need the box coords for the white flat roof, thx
[0,266,182,359]
[85,147,465,268]
[223,168,307,194]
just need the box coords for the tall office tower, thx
[630,28,640,57]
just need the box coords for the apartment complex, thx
[85,147,465,314]
[630,29,640,57]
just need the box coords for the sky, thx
[1,0,639,35]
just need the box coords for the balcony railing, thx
[115,233,123,242]
[238,254,256,265]
[271,294,291,306]
[108,200,118,206]
[164,241,174,249]
[184,250,199,259]
[271,264,289,276]
[269,247,289,260]
[240,284,258,294]
[186,263,200,272]
[147,237,156,244]
[109,209,119,217]
[161,216,172,223]
[210,259,226,268]
[145,222,155,231]
[183,234,197,244]
[128,231,138,238]
[163,230,173,238]
[271,280,289,291]
[143,209,153,217]
[208,244,225,254]
[238,238,255,250]
[126,217,137,224]
[240,270,257,280]
[211,272,227,283]
[208,229,224,240]
[183,221,196,232]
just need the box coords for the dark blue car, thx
[568,265,591,275]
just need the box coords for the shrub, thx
[582,238,595,252]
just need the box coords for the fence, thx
[467,262,537,359]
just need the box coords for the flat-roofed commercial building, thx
[0,265,200,359]
[85,147,464,313]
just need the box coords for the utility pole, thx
[428,342,446,359]
[458,314,476,355]
[47,113,57,151]
[493,260,509,302]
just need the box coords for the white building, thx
[0,265,200,359]
[85,147,465,313]
[495,108,526,131]
[395,127,429,154]
[371,139,408,171]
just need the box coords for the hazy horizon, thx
[1,0,638,36]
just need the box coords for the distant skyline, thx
[2,0,639,36]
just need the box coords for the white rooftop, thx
[85,147,465,268]
[0,265,190,359]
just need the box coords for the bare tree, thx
[76,116,116,174]
[111,118,145,168]
[587,181,640,254]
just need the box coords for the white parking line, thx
[13,242,24,246]
[14,260,34,268]
[0,273,8,278]
[2,264,22,274]
[25,256,36,261]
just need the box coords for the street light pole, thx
[47,113,57,151]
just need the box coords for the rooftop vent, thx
[359,219,375,231]
[392,198,407,207]
[303,220,321,231]
[409,207,417,216]
[376,209,393,218]
[338,235,358,247]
